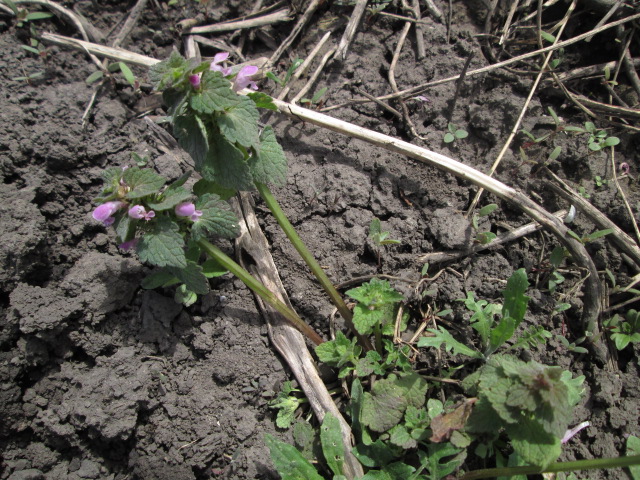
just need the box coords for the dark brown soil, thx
[1,1,639,479]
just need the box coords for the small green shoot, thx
[604,310,640,350]
[269,381,306,429]
[556,334,588,354]
[301,87,328,107]
[564,122,620,152]
[471,203,498,245]
[266,58,304,86]
[594,175,608,188]
[444,123,468,144]
[107,62,137,87]
[369,217,400,266]
[419,268,530,359]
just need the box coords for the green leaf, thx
[217,95,260,148]
[174,284,197,306]
[248,91,278,111]
[419,442,464,480]
[350,379,366,444]
[166,261,209,295]
[149,52,187,90]
[193,178,237,200]
[204,132,254,190]
[265,434,324,480]
[85,70,104,84]
[320,413,345,477]
[627,436,640,480]
[115,213,136,243]
[141,269,180,289]
[123,167,166,199]
[174,114,209,172]
[346,278,403,307]
[137,217,187,268]
[389,424,415,449]
[443,132,455,143]
[21,45,40,55]
[201,258,228,278]
[478,203,498,217]
[584,228,613,242]
[25,11,53,21]
[549,246,565,267]
[118,62,136,86]
[603,136,620,147]
[147,186,191,211]
[189,70,239,113]
[352,440,398,468]
[190,193,239,240]
[249,126,288,186]
[361,373,428,433]
[418,327,483,359]
[315,331,359,368]
[488,316,516,355]
[502,268,529,325]
[540,31,556,42]
[506,419,561,469]
[270,386,302,429]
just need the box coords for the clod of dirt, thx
[427,208,474,250]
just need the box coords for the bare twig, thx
[446,52,473,122]
[542,170,640,268]
[111,0,148,48]
[277,31,332,101]
[353,87,402,118]
[291,47,336,104]
[466,0,577,215]
[417,210,568,265]
[272,99,603,344]
[183,8,291,35]
[609,151,640,247]
[267,0,324,69]
[321,11,640,112]
[388,17,424,139]
[232,193,364,480]
[334,0,368,62]
[410,0,426,59]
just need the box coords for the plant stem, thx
[255,182,371,348]
[197,238,324,346]
[460,454,640,480]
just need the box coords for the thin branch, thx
[321,11,640,112]
[267,0,324,69]
[183,8,291,35]
[334,0,368,62]
[417,210,568,265]
[466,0,577,215]
[110,0,148,48]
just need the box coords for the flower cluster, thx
[188,51,259,93]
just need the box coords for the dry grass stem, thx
[291,47,336,104]
[417,210,568,265]
[184,8,291,35]
[334,0,368,62]
[321,11,640,112]
[466,0,577,215]
[277,31,332,102]
[267,0,323,69]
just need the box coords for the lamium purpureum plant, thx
[89,51,335,345]
[145,51,359,336]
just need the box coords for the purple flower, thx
[128,205,155,221]
[189,74,201,88]
[175,202,203,221]
[210,52,232,76]
[119,238,139,251]
[233,65,259,92]
[92,201,123,226]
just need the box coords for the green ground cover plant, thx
[88,52,640,480]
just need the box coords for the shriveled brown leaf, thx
[429,398,477,443]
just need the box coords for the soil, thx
[1,1,640,479]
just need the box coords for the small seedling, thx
[266,58,303,86]
[369,217,400,266]
[3,0,53,28]
[594,175,608,188]
[471,203,498,245]
[300,87,328,108]
[269,381,306,429]
[564,122,620,152]
[444,122,468,143]
[556,334,588,354]
[567,228,613,245]
[604,310,640,350]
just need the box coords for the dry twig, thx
[184,8,291,35]
[334,0,368,62]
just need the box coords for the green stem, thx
[460,454,640,480]
[255,182,371,348]
[197,238,324,346]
